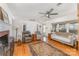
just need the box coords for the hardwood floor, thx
[48,40,79,56]
[13,40,79,56]
[13,43,32,56]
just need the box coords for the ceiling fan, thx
[57,3,62,6]
[39,8,58,18]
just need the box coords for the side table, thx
[48,33,51,40]
[17,39,22,46]
[32,34,37,41]
[76,40,79,50]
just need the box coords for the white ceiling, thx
[7,3,77,23]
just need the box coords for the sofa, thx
[51,32,76,47]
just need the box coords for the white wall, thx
[13,20,41,40]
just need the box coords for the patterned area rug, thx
[29,41,69,56]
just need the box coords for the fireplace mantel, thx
[0,31,9,37]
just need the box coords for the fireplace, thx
[0,31,9,46]
[0,31,9,56]
[0,34,8,46]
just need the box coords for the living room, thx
[0,3,79,56]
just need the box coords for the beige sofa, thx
[51,32,76,47]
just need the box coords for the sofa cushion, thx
[54,32,73,39]
[52,34,71,43]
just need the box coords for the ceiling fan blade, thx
[48,8,54,13]
[39,12,46,14]
[50,13,58,15]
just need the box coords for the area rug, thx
[29,41,69,56]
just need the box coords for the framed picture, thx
[0,7,9,24]
[0,7,4,20]
[59,24,66,32]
